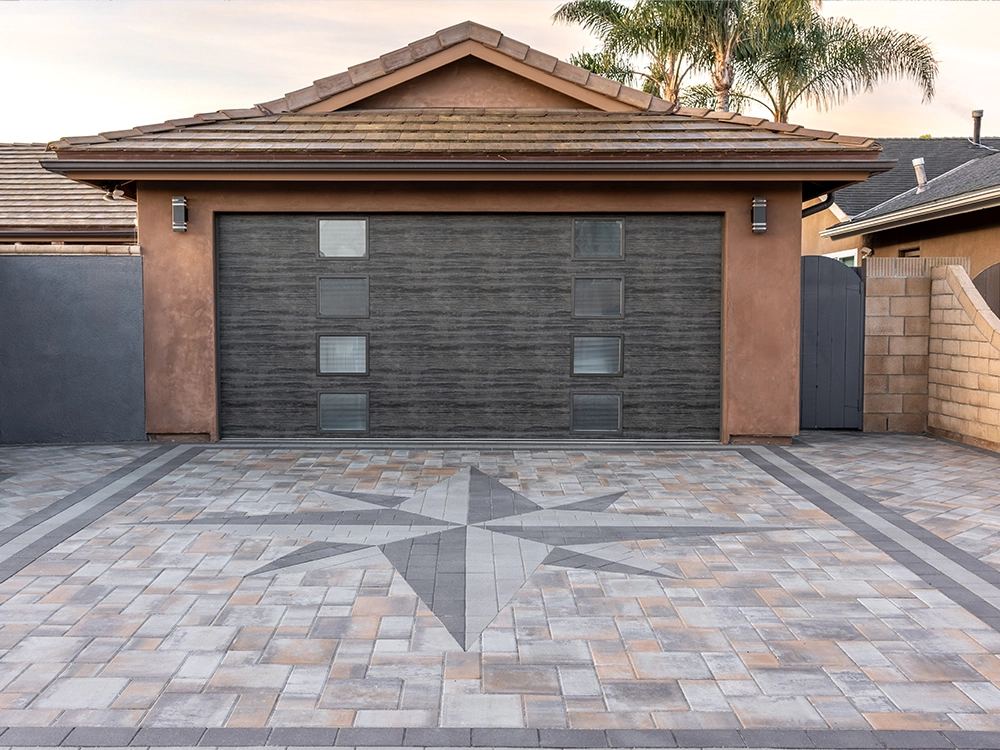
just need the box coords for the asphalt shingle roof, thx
[847,149,1000,224]
[0,144,135,234]
[834,137,1000,216]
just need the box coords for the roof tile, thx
[168,116,209,127]
[467,22,503,48]
[100,129,143,140]
[553,60,590,87]
[220,108,266,119]
[583,75,621,99]
[348,58,386,85]
[408,34,445,60]
[285,85,323,110]
[794,127,837,139]
[496,35,530,61]
[0,144,135,235]
[523,48,558,74]
[437,21,473,47]
[646,97,675,113]
[617,86,653,110]
[313,72,354,99]
[380,46,415,73]
[258,98,291,114]
[136,123,178,134]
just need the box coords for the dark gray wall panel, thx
[0,256,145,444]
[217,214,721,439]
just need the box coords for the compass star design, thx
[166,467,792,650]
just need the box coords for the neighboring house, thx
[822,149,1000,316]
[803,128,999,266]
[41,21,888,443]
[0,144,144,444]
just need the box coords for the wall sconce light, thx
[172,196,188,232]
[751,197,767,233]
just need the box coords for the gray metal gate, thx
[974,262,1000,318]
[800,256,864,429]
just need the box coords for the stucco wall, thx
[801,207,860,259]
[928,265,1000,451]
[136,180,804,442]
[864,207,1000,278]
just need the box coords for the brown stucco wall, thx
[135,180,803,442]
[346,57,595,110]
[864,207,1000,278]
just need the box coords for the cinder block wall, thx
[863,262,933,432]
[928,265,1000,451]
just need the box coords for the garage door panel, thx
[217,213,720,439]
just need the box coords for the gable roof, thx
[42,20,887,200]
[833,137,1000,216]
[0,144,135,240]
[822,150,1000,239]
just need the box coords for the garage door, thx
[216,214,721,439]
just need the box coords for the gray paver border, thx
[0,728,999,748]
[0,445,204,584]
[742,447,1000,633]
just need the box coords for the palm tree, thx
[736,10,937,122]
[553,0,704,102]
[669,0,815,111]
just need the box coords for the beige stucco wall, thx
[136,179,804,443]
[863,208,1000,278]
[801,207,860,258]
[928,265,1000,451]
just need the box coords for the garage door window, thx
[318,335,368,375]
[573,277,623,317]
[319,393,368,432]
[573,218,623,259]
[319,218,368,258]
[571,393,622,433]
[572,336,622,376]
[318,277,369,318]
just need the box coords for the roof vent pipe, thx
[973,110,983,145]
[912,157,928,193]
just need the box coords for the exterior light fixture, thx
[751,197,767,233]
[172,196,188,232]
[103,185,125,202]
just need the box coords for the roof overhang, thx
[42,157,891,200]
[821,184,1000,239]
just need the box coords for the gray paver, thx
[3,434,1000,738]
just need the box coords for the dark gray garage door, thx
[216,214,721,439]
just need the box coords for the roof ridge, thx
[46,20,876,151]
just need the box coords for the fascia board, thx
[821,186,1000,239]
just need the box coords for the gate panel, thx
[973,262,1000,318]
[800,256,864,429]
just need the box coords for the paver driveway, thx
[1,432,1000,749]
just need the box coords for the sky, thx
[1,0,998,143]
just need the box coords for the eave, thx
[821,184,1000,239]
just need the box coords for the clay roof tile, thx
[285,85,323,111]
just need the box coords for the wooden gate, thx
[800,256,864,429]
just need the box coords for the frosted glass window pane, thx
[574,219,623,258]
[572,394,621,432]
[319,277,368,317]
[320,219,367,257]
[573,337,622,375]
[573,278,622,317]
[319,393,367,431]
[319,336,367,374]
